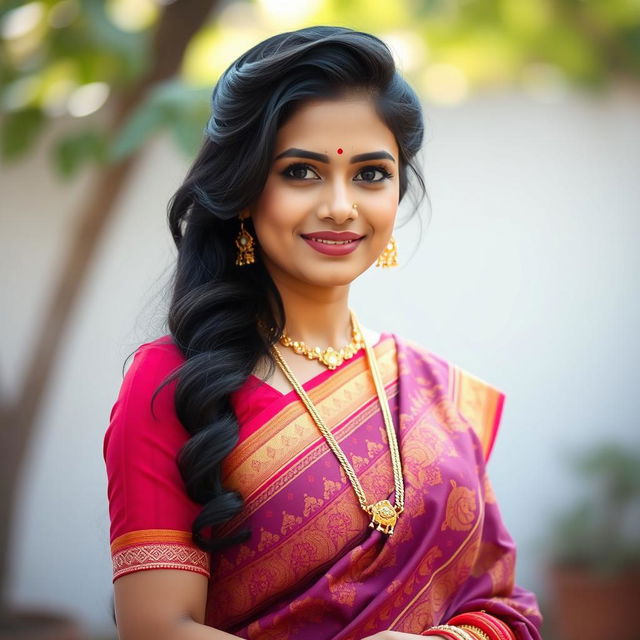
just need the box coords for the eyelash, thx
[281,163,394,182]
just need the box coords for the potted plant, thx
[546,443,640,640]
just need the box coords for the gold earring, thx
[235,218,255,266]
[375,235,399,268]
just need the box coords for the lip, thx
[301,231,364,241]
[301,234,365,256]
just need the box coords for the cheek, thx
[365,188,399,231]
[253,182,297,234]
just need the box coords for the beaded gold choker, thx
[278,315,365,370]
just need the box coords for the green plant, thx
[550,443,640,576]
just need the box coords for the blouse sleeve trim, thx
[111,528,211,582]
[449,365,506,463]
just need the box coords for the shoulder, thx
[115,335,186,402]
[394,333,506,462]
[105,335,186,449]
[124,334,185,378]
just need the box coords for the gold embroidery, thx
[327,544,379,606]
[289,540,320,571]
[366,439,384,457]
[207,475,375,626]
[483,472,497,504]
[111,528,196,552]
[257,527,281,551]
[351,453,369,471]
[451,365,505,460]
[111,529,210,580]
[218,383,398,538]
[441,480,477,531]
[302,494,324,517]
[323,477,342,499]
[236,544,256,564]
[388,500,485,632]
[224,340,397,491]
[280,510,303,535]
[486,547,516,595]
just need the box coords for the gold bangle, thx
[458,624,492,640]
[429,625,476,640]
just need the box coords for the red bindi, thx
[337,148,343,154]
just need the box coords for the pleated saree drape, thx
[104,332,541,640]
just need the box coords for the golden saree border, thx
[222,338,398,500]
[218,384,399,536]
[110,529,210,581]
[449,365,505,461]
[208,440,398,626]
[389,497,486,631]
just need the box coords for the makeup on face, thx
[271,146,396,258]
[250,97,400,281]
[274,148,396,165]
[301,234,365,256]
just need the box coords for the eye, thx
[282,163,321,180]
[354,165,394,183]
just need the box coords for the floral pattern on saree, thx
[202,334,542,639]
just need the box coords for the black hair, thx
[155,25,426,554]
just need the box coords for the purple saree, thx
[197,331,544,639]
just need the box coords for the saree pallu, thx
[104,332,542,640]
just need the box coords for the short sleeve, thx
[103,337,211,582]
[449,364,506,463]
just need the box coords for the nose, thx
[317,179,356,225]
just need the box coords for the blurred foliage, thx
[549,443,640,575]
[1,0,639,179]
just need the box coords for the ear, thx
[239,209,251,221]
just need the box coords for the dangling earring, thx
[235,217,255,266]
[375,235,399,268]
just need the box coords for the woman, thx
[103,26,542,640]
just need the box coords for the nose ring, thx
[352,203,358,211]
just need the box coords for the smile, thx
[309,238,356,245]
[301,235,364,256]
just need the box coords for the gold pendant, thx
[366,499,398,535]
[320,347,343,370]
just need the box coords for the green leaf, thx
[108,80,210,161]
[171,115,206,157]
[81,0,150,82]
[107,95,169,162]
[52,128,109,178]
[0,107,46,161]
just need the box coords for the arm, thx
[104,341,236,639]
[114,569,241,640]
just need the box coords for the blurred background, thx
[1,0,639,638]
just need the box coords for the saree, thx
[104,331,542,640]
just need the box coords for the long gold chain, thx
[270,309,404,535]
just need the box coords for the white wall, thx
[2,82,639,636]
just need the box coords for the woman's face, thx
[247,94,400,289]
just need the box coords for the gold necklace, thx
[279,314,365,370]
[270,309,404,535]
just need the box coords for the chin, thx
[305,263,368,287]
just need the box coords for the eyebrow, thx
[274,148,396,164]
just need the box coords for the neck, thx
[266,265,353,348]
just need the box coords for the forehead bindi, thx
[275,98,397,155]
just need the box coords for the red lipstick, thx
[300,231,365,256]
